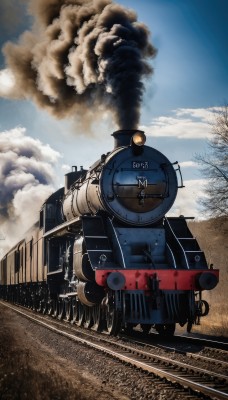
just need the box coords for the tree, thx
[195,104,228,218]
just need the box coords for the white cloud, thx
[175,107,216,121]
[61,164,71,172]
[168,178,207,219]
[0,127,60,163]
[140,107,220,139]
[0,68,15,97]
[179,161,198,168]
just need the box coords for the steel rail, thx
[121,335,228,368]
[171,333,228,351]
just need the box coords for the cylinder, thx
[77,281,105,306]
[75,253,95,281]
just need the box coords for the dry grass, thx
[0,308,102,400]
[188,217,228,337]
[0,322,82,400]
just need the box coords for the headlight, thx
[132,131,146,146]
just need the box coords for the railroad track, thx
[1,301,228,400]
[122,329,228,352]
[120,331,228,365]
[121,335,228,371]
[166,333,228,351]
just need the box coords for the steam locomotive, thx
[0,130,219,335]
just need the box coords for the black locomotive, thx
[0,129,219,335]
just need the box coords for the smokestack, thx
[1,0,157,129]
[112,129,143,148]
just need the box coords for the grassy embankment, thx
[188,217,228,337]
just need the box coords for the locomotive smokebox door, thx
[100,143,178,225]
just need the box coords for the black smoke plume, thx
[2,0,156,128]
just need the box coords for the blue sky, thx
[0,0,227,249]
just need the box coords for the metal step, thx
[82,216,116,269]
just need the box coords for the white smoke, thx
[0,127,60,253]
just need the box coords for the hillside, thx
[188,218,228,337]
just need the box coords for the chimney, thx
[112,129,144,148]
[64,166,78,193]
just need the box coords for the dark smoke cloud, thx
[0,127,60,252]
[2,0,156,129]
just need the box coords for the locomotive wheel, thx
[187,320,193,333]
[84,306,93,329]
[58,298,65,320]
[92,305,102,331]
[36,300,43,313]
[155,323,176,336]
[42,301,48,315]
[65,298,72,322]
[106,303,122,335]
[72,298,78,323]
[47,300,54,316]
[76,302,85,326]
[32,297,38,311]
[141,324,152,334]
[53,298,59,318]
[124,323,135,335]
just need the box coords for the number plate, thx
[132,161,149,169]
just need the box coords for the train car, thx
[0,129,219,335]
